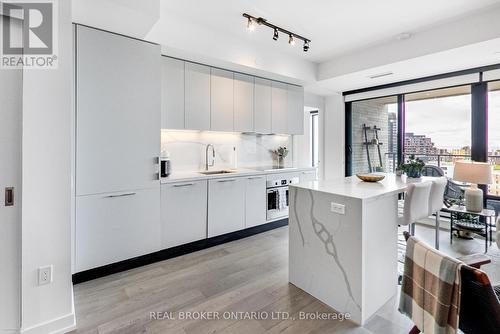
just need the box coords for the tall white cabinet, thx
[287,85,305,135]
[75,25,162,272]
[234,73,255,132]
[211,68,234,131]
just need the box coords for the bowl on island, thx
[356,173,385,182]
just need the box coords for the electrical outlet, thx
[38,265,53,286]
[330,202,345,215]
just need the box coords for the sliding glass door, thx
[404,86,472,177]
[488,81,500,197]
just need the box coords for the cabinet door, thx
[76,187,161,272]
[254,77,272,134]
[208,178,245,237]
[185,62,211,130]
[234,73,254,132]
[161,57,185,129]
[161,181,207,248]
[287,85,305,135]
[211,68,234,131]
[271,81,288,134]
[245,176,267,228]
[76,26,160,196]
[299,169,318,183]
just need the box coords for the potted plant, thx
[272,146,289,168]
[399,155,425,178]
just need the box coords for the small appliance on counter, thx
[160,150,171,178]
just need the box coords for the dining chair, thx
[421,165,445,177]
[398,182,432,235]
[428,177,447,249]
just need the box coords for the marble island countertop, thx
[160,166,317,184]
[291,173,436,200]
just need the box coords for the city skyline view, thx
[388,89,500,152]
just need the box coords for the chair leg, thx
[409,325,420,334]
[435,211,440,250]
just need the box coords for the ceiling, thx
[160,0,500,63]
[73,0,500,94]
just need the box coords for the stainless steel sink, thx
[199,170,236,175]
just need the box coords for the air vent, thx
[368,72,394,79]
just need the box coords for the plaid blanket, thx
[399,236,463,334]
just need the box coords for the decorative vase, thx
[406,166,422,178]
[278,156,285,168]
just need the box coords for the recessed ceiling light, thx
[368,72,394,79]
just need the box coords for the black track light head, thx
[273,28,279,41]
[303,40,310,52]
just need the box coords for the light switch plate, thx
[330,202,345,215]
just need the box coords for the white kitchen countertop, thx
[291,173,438,200]
[160,166,317,184]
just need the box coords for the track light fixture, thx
[246,17,255,31]
[242,13,311,52]
[273,28,279,41]
[303,40,309,52]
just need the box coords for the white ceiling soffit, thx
[317,4,500,93]
[344,73,480,102]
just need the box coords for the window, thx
[311,111,319,167]
[404,86,472,177]
[350,96,398,174]
[488,81,500,196]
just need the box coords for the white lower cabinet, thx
[76,187,161,272]
[160,180,207,248]
[245,176,267,228]
[208,178,246,237]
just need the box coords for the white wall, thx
[323,93,345,180]
[20,0,75,332]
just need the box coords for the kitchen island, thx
[289,174,414,325]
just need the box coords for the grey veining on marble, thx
[306,189,361,312]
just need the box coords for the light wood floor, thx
[71,223,499,334]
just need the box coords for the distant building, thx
[387,113,398,171]
[404,133,437,162]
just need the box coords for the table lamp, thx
[453,161,493,212]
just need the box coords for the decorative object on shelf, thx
[362,124,384,173]
[356,173,385,182]
[272,146,289,168]
[399,155,425,178]
[242,13,311,52]
[453,160,493,212]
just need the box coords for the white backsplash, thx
[161,130,293,172]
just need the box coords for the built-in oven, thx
[266,175,299,221]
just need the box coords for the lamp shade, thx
[453,160,493,185]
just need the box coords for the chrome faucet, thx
[205,144,215,171]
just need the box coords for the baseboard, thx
[73,218,288,284]
[20,312,75,334]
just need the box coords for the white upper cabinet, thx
[161,57,185,129]
[210,68,234,131]
[185,62,211,130]
[254,77,272,134]
[287,85,305,135]
[76,26,160,196]
[271,81,288,134]
[234,73,255,132]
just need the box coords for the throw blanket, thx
[399,236,463,334]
